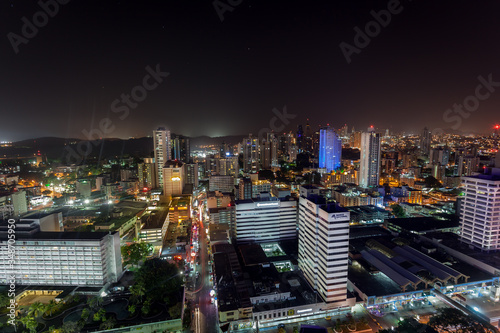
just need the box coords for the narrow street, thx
[193,201,218,333]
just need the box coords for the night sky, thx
[2,0,500,141]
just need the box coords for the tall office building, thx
[171,134,191,163]
[296,125,304,152]
[238,178,252,200]
[235,195,297,243]
[460,168,500,251]
[457,155,480,177]
[260,133,278,169]
[359,127,381,188]
[138,157,157,189]
[430,147,450,166]
[350,131,362,149]
[304,120,313,153]
[298,194,350,306]
[242,135,260,173]
[218,156,239,176]
[163,160,185,197]
[318,127,342,173]
[420,127,432,157]
[153,128,171,188]
[185,164,199,188]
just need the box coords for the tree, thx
[45,299,58,317]
[168,302,182,319]
[61,321,79,333]
[128,304,136,316]
[87,296,103,311]
[0,292,10,308]
[28,301,45,318]
[391,204,406,218]
[134,258,183,303]
[121,242,152,266]
[81,307,91,322]
[141,298,151,316]
[130,282,146,304]
[100,317,117,330]
[93,308,106,322]
[182,306,192,329]
[20,315,38,333]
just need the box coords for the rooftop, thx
[0,231,114,241]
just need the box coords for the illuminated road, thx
[193,201,218,333]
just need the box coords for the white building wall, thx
[460,174,500,251]
[0,232,122,286]
[298,196,350,306]
[235,199,297,243]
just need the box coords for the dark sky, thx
[2,0,500,141]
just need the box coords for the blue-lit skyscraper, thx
[319,127,342,173]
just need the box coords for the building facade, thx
[360,127,381,188]
[235,196,297,243]
[138,157,157,189]
[460,168,500,251]
[163,160,185,197]
[153,127,171,188]
[319,127,342,173]
[0,231,122,286]
[298,194,350,307]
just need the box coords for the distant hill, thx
[190,135,246,147]
[1,134,248,164]
[0,137,154,163]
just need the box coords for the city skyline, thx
[2,1,500,141]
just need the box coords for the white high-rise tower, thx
[298,192,351,307]
[460,168,500,251]
[153,127,171,188]
[360,126,381,188]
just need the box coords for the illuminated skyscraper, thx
[242,134,260,173]
[153,128,171,188]
[171,134,190,163]
[360,126,381,188]
[319,127,342,173]
[420,127,432,157]
[460,168,500,251]
[296,125,304,152]
[298,192,351,307]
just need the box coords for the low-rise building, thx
[0,228,122,287]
